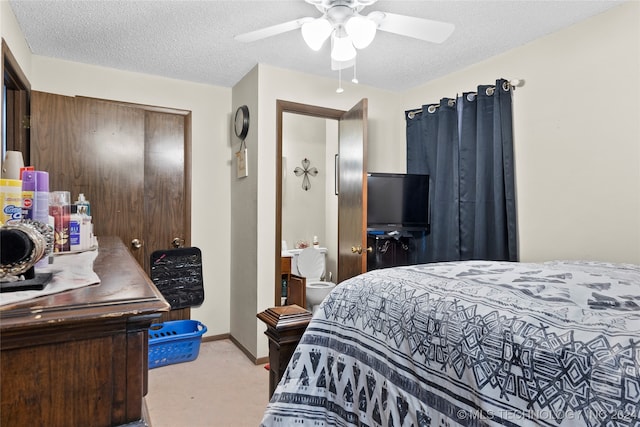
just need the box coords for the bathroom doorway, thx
[281,112,338,282]
[275,99,368,305]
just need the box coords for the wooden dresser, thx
[0,236,170,427]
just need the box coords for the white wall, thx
[229,66,259,354]
[1,1,31,77]
[282,114,327,252]
[399,2,640,264]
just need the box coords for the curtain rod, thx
[407,79,525,118]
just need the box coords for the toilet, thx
[296,247,336,313]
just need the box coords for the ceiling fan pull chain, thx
[336,67,344,93]
[352,58,359,84]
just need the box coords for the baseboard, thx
[200,333,268,365]
[201,333,230,343]
[228,335,269,365]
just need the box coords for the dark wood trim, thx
[201,333,231,343]
[275,100,345,306]
[2,38,31,164]
[76,96,190,116]
[183,112,193,248]
[2,39,30,91]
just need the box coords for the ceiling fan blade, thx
[235,18,313,43]
[371,11,454,44]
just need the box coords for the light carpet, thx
[146,339,270,427]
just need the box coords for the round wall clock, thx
[234,105,250,140]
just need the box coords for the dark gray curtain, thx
[406,79,518,262]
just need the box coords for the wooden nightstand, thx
[257,304,312,398]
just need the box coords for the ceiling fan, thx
[235,0,454,71]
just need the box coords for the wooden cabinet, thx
[281,255,292,277]
[279,255,306,308]
[0,237,169,427]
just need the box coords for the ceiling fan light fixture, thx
[345,15,377,49]
[331,33,356,62]
[301,17,333,51]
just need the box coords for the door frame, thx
[2,39,31,164]
[275,100,345,306]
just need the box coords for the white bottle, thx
[69,210,82,251]
[313,235,319,248]
[82,215,93,249]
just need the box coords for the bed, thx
[260,260,640,426]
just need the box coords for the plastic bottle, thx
[1,179,22,224]
[69,205,82,251]
[82,214,93,249]
[75,193,91,216]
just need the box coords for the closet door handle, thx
[131,238,142,249]
[172,237,184,248]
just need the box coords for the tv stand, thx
[366,228,429,271]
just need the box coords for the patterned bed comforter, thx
[260,260,640,427]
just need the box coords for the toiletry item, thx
[1,151,24,180]
[49,191,71,252]
[1,179,23,224]
[69,206,82,251]
[21,171,49,224]
[281,277,288,299]
[21,172,35,219]
[82,215,93,250]
[313,235,319,248]
[75,193,91,216]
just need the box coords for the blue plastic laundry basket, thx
[148,320,207,369]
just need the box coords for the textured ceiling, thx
[8,0,625,92]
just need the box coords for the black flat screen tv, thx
[367,172,430,230]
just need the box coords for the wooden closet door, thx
[32,92,146,266]
[78,97,147,266]
[31,92,190,279]
[143,111,185,274]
